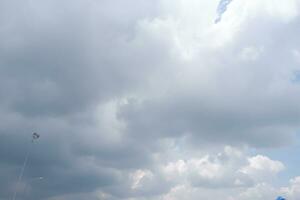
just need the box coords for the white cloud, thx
[242,155,285,173]
[158,176,300,200]
[240,155,285,182]
[281,177,300,200]
[237,183,278,200]
[160,147,284,190]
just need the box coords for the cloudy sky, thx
[1,0,300,199]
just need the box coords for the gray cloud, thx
[118,8,300,147]
[0,0,162,199]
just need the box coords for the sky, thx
[1,0,300,199]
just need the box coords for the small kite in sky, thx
[276,197,286,200]
[215,0,233,23]
[32,132,40,140]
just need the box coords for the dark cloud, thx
[0,0,162,117]
[0,0,162,199]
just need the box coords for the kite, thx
[12,132,40,200]
[215,0,233,23]
[276,197,286,200]
[32,132,40,140]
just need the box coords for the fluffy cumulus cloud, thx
[1,0,300,199]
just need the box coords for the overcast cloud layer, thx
[1,0,300,199]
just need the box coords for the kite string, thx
[12,140,33,200]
